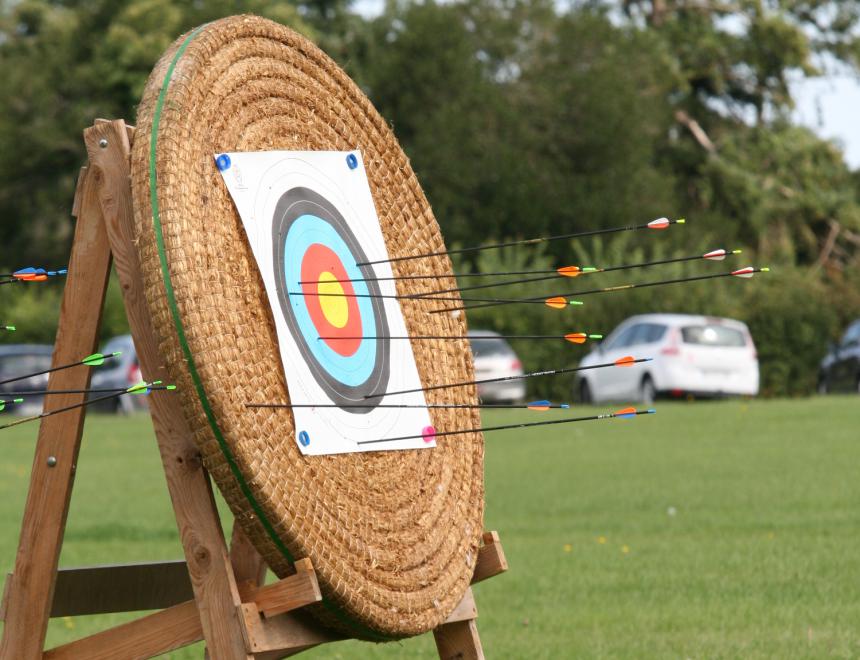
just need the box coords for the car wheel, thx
[579,379,593,404]
[639,376,656,405]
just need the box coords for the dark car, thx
[0,344,54,416]
[89,334,145,413]
[818,319,860,394]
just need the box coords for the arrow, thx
[245,399,573,410]
[287,266,769,310]
[2,326,14,332]
[0,267,68,285]
[409,248,742,298]
[0,398,24,412]
[315,333,603,344]
[0,351,122,386]
[354,217,685,267]
[430,266,771,313]
[0,267,68,279]
[298,247,737,287]
[0,383,176,396]
[356,407,656,445]
[366,356,650,399]
[0,381,174,431]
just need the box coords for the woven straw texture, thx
[130,15,484,639]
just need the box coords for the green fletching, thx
[4,326,15,331]
[0,403,4,412]
[13,398,22,403]
[166,385,177,390]
[126,381,149,394]
[82,353,106,366]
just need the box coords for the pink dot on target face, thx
[422,426,436,443]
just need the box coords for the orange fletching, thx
[614,407,637,417]
[557,266,581,277]
[545,297,567,309]
[564,333,587,344]
[615,355,636,367]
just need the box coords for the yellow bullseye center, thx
[317,271,349,328]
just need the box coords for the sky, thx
[793,75,860,169]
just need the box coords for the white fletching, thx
[703,249,726,261]
[731,266,755,278]
[648,217,670,230]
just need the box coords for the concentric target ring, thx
[272,186,390,409]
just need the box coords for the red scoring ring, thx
[300,243,363,357]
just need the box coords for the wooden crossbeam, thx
[44,558,323,658]
[0,561,193,620]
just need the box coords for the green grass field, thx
[1,397,859,658]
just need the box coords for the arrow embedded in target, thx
[354,217,686,266]
[365,356,650,399]
[0,381,176,431]
[315,332,604,344]
[0,351,122,386]
[356,407,656,445]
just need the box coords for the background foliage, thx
[1,0,859,396]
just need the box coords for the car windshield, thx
[681,324,746,347]
[469,337,512,358]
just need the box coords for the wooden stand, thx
[0,119,507,659]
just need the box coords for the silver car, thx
[467,330,526,404]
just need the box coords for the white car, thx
[468,330,526,403]
[576,314,759,403]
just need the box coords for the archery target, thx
[218,150,433,455]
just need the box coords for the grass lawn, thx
[1,397,859,658]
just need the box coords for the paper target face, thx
[218,150,433,455]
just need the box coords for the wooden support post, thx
[0,166,113,659]
[82,119,252,659]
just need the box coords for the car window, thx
[842,322,860,346]
[469,337,513,358]
[681,324,746,347]
[0,353,52,378]
[630,323,667,345]
[604,325,638,350]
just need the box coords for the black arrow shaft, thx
[355,219,684,266]
[1,386,170,396]
[371,358,649,399]
[245,402,571,410]
[357,409,653,445]
[315,334,589,341]
[0,354,119,386]
[412,251,731,298]
[437,269,756,312]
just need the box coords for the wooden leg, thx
[0,166,113,659]
[83,119,251,659]
[433,619,485,660]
